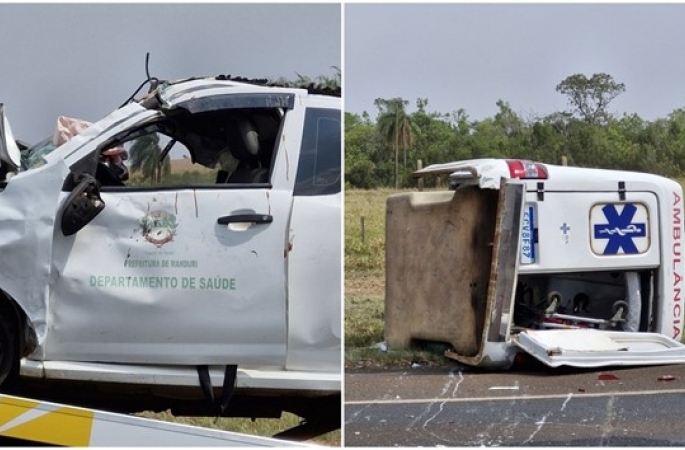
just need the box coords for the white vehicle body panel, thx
[47,187,292,365]
[20,360,340,391]
[286,193,342,373]
[513,329,685,368]
[0,160,70,347]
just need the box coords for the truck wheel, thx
[0,313,17,386]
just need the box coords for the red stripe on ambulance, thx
[674,191,682,340]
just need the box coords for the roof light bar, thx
[506,159,548,179]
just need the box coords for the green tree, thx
[129,133,170,185]
[345,112,384,188]
[375,97,419,188]
[411,99,455,166]
[556,73,626,125]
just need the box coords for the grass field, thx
[344,189,388,366]
[344,188,447,368]
[139,411,340,445]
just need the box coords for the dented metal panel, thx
[286,194,341,373]
[0,160,70,350]
[486,181,524,344]
[413,159,510,190]
[47,187,291,366]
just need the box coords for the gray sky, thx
[345,3,685,123]
[0,3,340,144]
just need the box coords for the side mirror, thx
[61,173,105,236]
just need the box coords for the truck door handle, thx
[217,214,273,225]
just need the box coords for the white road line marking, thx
[345,387,685,406]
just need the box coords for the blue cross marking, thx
[560,223,571,234]
[593,204,646,255]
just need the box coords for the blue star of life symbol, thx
[593,203,646,255]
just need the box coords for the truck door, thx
[46,92,301,367]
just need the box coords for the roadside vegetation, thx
[136,411,339,445]
[347,72,685,191]
[345,188,449,369]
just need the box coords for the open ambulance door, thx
[513,328,685,368]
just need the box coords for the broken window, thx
[85,107,283,190]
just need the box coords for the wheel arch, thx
[0,289,37,359]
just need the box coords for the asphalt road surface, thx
[345,362,685,446]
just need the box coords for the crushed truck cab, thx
[0,77,340,425]
[386,158,685,369]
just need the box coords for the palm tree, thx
[315,66,341,90]
[375,98,418,189]
[129,133,170,184]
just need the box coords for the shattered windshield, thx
[21,136,56,170]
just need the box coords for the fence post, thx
[417,159,423,191]
[360,216,366,244]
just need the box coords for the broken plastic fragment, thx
[373,342,388,352]
[657,375,677,382]
[598,373,620,381]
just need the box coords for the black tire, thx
[0,313,17,388]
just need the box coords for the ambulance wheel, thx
[0,313,17,387]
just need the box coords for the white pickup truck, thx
[0,76,341,432]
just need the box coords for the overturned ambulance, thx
[0,76,340,430]
[385,159,685,369]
